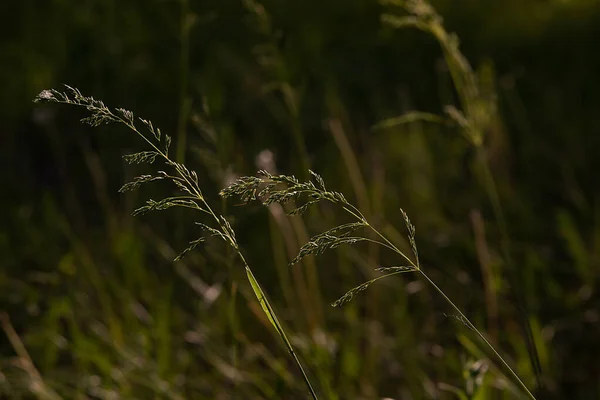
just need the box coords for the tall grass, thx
[2,0,557,398]
[222,170,536,399]
[33,86,318,399]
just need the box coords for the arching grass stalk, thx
[34,86,319,400]
[221,170,536,399]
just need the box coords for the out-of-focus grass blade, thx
[372,111,448,131]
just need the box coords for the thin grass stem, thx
[35,87,319,400]
[417,270,536,400]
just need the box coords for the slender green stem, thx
[369,226,418,269]
[135,136,319,400]
[341,202,417,270]
[341,206,365,224]
[236,254,319,400]
[418,270,535,400]
[157,141,319,399]
[339,202,535,399]
[360,237,400,254]
[48,96,319,399]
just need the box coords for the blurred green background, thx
[2,0,600,398]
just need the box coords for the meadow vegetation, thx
[2,0,600,398]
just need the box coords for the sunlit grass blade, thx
[245,267,319,400]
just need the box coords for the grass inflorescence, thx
[34,86,319,400]
[222,169,537,399]
[25,1,543,397]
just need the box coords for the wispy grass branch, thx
[222,169,537,399]
[35,86,319,400]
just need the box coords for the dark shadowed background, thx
[1,0,599,398]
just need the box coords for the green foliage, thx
[35,86,319,399]
[3,0,600,398]
[224,170,535,398]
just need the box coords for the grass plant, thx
[221,169,537,399]
[7,1,562,398]
[34,86,319,399]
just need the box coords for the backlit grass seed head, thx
[221,165,535,398]
[401,208,420,268]
[36,85,320,399]
[220,170,349,215]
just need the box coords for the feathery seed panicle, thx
[35,85,320,399]
[222,168,536,399]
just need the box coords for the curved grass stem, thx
[340,206,535,399]
[418,270,536,400]
[37,87,319,399]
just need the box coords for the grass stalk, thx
[34,86,319,400]
[355,204,537,399]
[222,169,537,399]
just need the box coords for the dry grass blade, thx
[0,313,62,400]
